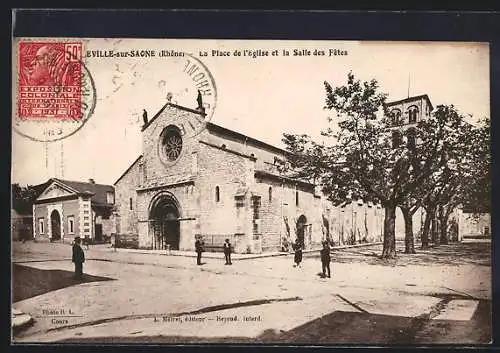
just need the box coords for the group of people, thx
[195,238,233,266]
[196,236,333,278]
[293,239,332,278]
[71,235,332,280]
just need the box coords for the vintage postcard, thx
[11,38,491,344]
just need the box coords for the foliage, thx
[12,183,41,215]
[281,71,475,258]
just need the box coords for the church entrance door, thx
[150,196,180,250]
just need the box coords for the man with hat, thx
[72,236,85,280]
[223,238,232,265]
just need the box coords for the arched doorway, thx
[50,210,61,241]
[296,215,307,247]
[149,194,181,250]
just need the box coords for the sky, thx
[12,39,490,186]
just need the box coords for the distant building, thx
[385,94,488,242]
[458,211,491,238]
[385,94,434,127]
[32,178,116,243]
[384,94,435,239]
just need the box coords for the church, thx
[113,94,389,254]
[113,93,453,254]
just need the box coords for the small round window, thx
[161,127,183,162]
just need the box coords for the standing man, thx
[72,237,85,280]
[223,238,232,265]
[320,240,331,278]
[195,237,204,265]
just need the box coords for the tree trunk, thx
[401,206,416,254]
[421,205,435,249]
[432,218,440,245]
[381,204,397,259]
[439,207,451,245]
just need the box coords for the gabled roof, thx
[48,178,114,206]
[385,94,434,111]
[117,103,299,186]
[114,155,143,185]
[141,102,206,132]
[142,102,292,156]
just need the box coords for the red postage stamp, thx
[17,41,83,120]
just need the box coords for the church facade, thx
[114,101,390,253]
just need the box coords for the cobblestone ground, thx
[11,240,491,344]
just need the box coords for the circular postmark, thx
[138,50,217,167]
[13,41,96,142]
[182,52,217,138]
[156,52,217,140]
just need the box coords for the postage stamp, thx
[11,37,491,345]
[13,40,96,142]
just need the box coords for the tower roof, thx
[385,94,433,111]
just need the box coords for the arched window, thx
[268,187,273,203]
[295,191,299,206]
[408,106,419,124]
[215,186,220,202]
[407,128,416,149]
[391,109,402,126]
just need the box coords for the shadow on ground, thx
[12,264,115,303]
[305,242,491,267]
[57,300,491,345]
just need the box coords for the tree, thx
[460,119,491,214]
[12,183,39,214]
[414,113,490,247]
[12,181,49,215]
[282,72,451,259]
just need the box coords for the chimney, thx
[88,178,95,184]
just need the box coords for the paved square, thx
[12,241,491,344]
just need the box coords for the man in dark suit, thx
[223,238,232,265]
[320,240,331,278]
[72,237,85,280]
[195,238,204,265]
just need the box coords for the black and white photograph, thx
[11,36,492,344]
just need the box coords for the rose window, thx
[162,128,183,161]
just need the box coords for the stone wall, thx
[114,157,142,237]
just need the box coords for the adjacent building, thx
[32,178,116,243]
